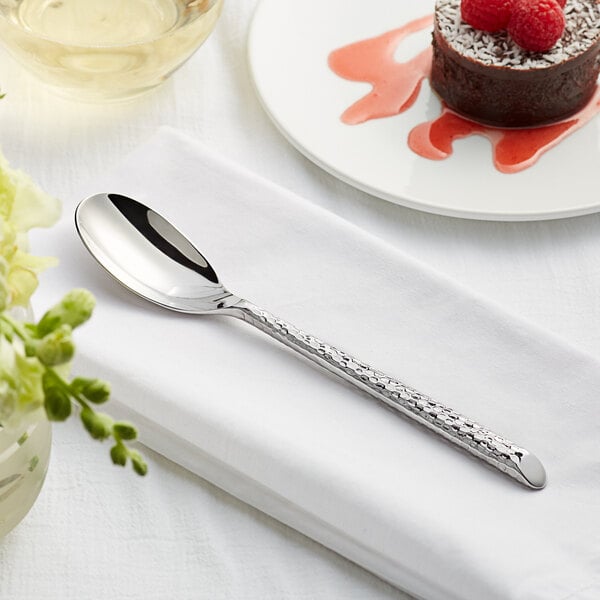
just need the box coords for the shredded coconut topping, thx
[436,0,600,69]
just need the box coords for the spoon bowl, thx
[75,193,240,314]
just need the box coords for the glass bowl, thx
[0,410,51,539]
[0,0,224,101]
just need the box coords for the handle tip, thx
[516,452,547,490]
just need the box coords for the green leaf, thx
[129,449,148,476]
[71,377,110,404]
[113,422,137,441]
[80,408,113,440]
[110,443,127,467]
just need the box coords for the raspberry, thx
[555,0,566,7]
[461,0,512,32]
[508,0,566,52]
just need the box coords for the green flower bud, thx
[36,324,75,366]
[110,443,128,467]
[113,422,137,441]
[71,377,110,404]
[42,377,72,421]
[37,289,95,336]
[129,449,148,476]
[24,339,38,357]
[80,407,113,440]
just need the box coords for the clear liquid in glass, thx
[0,0,223,100]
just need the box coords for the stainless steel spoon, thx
[75,193,547,490]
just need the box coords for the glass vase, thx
[1,301,52,539]
[0,409,51,539]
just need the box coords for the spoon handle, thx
[232,300,546,490]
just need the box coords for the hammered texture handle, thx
[234,300,546,489]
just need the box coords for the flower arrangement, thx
[0,150,147,476]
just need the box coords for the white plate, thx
[248,0,600,221]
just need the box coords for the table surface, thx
[2,1,600,598]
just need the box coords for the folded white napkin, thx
[35,128,600,600]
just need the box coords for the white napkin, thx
[35,128,600,600]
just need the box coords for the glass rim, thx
[0,0,223,50]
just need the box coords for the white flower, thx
[0,150,61,232]
[0,150,60,310]
[0,149,60,423]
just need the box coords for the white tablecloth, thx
[1,1,599,598]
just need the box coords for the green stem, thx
[0,313,28,341]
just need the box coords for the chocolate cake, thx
[430,0,600,127]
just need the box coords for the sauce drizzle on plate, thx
[329,15,600,173]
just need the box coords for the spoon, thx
[75,193,547,490]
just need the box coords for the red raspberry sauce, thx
[328,15,433,124]
[328,15,600,173]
